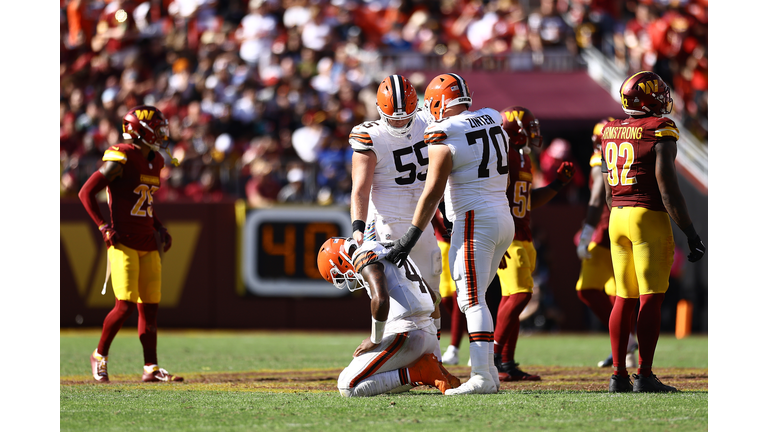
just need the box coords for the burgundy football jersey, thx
[600,116,680,212]
[102,144,164,251]
[506,148,533,242]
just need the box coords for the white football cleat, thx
[442,345,459,366]
[445,373,497,395]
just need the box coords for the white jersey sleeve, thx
[348,110,432,222]
[352,241,436,333]
[423,107,511,221]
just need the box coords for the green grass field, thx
[61,330,708,431]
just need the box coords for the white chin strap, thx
[521,145,531,155]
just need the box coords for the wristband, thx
[352,219,366,234]
[370,317,386,344]
[580,224,595,242]
[403,224,423,247]
[548,179,565,192]
[682,224,697,240]
[433,317,441,331]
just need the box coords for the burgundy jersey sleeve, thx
[105,145,165,251]
[600,117,678,212]
[505,149,533,242]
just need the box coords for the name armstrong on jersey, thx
[466,114,496,128]
[602,126,644,140]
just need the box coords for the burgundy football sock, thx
[497,293,531,364]
[97,300,137,356]
[636,293,665,375]
[138,303,159,366]
[577,289,614,328]
[609,296,638,375]
[449,292,465,348]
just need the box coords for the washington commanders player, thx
[349,75,443,345]
[575,119,638,369]
[78,105,182,383]
[602,71,705,393]
[386,73,512,395]
[317,237,460,397]
[491,106,573,382]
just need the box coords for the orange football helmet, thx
[500,106,542,151]
[316,237,367,292]
[423,73,472,121]
[620,71,673,116]
[122,105,170,152]
[376,75,419,137]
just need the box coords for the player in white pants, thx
[317,238,460,397]
[349,75,443,337]
[386,73,514,395]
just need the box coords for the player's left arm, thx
[655,138,705,262]
[354,262,389,356]
[529,161,574,209]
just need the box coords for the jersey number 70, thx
[465,126,509,178]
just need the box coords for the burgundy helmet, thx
[619,71,673,116]
[122,105,170,152]
[500,106,542,148]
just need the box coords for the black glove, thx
[687,235,705,262]
[385,225,423,267]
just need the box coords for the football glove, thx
[687,235,705,262]
[99,224,120,248]
[385,225,422,268]
[157,226,172,253]
[577,225,595,260]
[556,161,574,183]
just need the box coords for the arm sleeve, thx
[78,170,111,228]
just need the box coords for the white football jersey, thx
[423,107,511,221]
[351,241,436,334]
[349,109,432,221]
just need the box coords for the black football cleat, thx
[609,374,633,393]
[632,373,678,393]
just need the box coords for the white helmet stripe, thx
[391,75,404,113]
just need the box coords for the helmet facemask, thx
[377,105,416,138]
[322,238,368,292]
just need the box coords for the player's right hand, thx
[687,235,705,262]
[353,230,364,246]
[576,241,592,260]
[99,224,119,248]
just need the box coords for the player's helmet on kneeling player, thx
[619,71,673,117]
[122,105,170,152]
[591,117,615,150]
[317,237,368,292]
[376,75,419,137]
[501,106,542,150]
[423,73,472,121]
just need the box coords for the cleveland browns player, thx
[349,75,444,350]
[78,105,182,383]
[575,118,638,369]
[602,71,705,393]
[492,106,573,382]
[317,237,460,397]
[386,73,512,395]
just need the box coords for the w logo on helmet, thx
[135,109,155,120]
[638,80,659,94]
[504,110,525,122]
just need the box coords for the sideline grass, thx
[61,330,707,431]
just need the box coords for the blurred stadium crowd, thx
[60,0,708,206]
